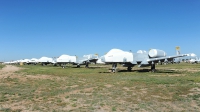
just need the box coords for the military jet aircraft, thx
[189,57,199,64]
[3,62,10,64]
[55,54,98,68]
[38,57,55,66]
[101,48,188,72]
[55,54,76,68]
[73,54,98,68]
[21,59,31,65]
[27,58,39,65]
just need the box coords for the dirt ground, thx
[0,65,21,74]
[0,65,21,79]
[0,65,56,81]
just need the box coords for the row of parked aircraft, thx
[3,54,100,68]
[2,48,195,72]
[164,53,200,64]
[186,53,200,64]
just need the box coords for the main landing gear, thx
[111,63,117,73]
[42,63,46,66]
[85,62,89,68]
[111,64,132,73]
[151,63,156,72]
[61,63,66,68]
[127,66,132,71]
[76,62,89,68]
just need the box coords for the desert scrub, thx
[0,64,5,69]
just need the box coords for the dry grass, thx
[0,63,200,111]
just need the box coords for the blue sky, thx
[0,0,200,61]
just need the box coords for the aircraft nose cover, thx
[149,49,166,58]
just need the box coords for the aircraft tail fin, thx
[176,51,180,55]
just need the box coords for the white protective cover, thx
[17,60,23,63]
[148,49,166,58]
[21,59,31,63]
[56,55,76,63]
[29,58,38,63]
[104,49,133,62]
[38,57,54,63]
[190,53,197,57]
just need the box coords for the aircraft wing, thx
[146,54,188,62]
[138,54,188,67]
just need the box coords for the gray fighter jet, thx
[55,54,98,68]
[101,48,188,72]
[73,54,98,68]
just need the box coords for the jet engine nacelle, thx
[149,49,166,58]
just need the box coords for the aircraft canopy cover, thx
[106,49,124,55]
[59,55,71,58]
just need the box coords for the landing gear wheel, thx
[111,63,117,73]
[151,64,156,72]
[85,62,89,68]
[127,67,132,71]
[62,64,66,68]
[112,69,116,73]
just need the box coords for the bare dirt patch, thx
[170,68,200,73]
[0,65,21,76]
[0,65,63,82]
[0,65,23,82]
